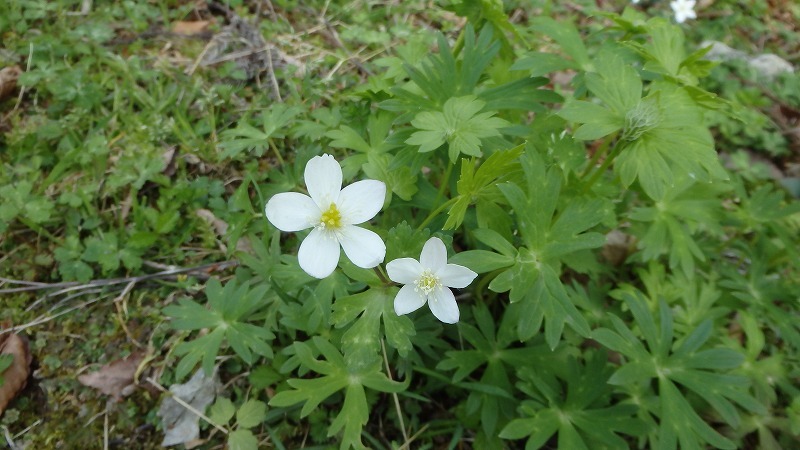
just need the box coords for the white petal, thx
[337,180,386,225]
[394,284,427,316]
[436,264,478,289]
[428,287,459,324]
[419,237,447,271]
[305,154,342,208]
[338,225,386,269]
[298,227,340,278]
[386,258,423,284]
[265,192,319,232]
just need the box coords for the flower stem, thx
[373,265,391,285]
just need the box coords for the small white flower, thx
[631,0,640,4]
[670,0,696,23]
[265,154,386,279]
[386,237,477,324]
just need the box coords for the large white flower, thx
[265,154,386,279]
[386,237,477,324]
[670,0,696,23]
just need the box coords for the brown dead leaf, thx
[172,20,212,36]
[78,351,145,400]
[0,333,32,416]
[0,66,22,102]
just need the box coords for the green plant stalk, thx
[416,197,458,231]
[582,141,625,194]
[416,161,456,231]
[579,134,614,180]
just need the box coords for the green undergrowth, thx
[1,0,799,449]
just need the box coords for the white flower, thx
[265,154,387,279]
[670,0,696,23]
[386,237,477,324]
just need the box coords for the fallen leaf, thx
[78,351,145,400]
[0,332,32,417]
[0,66,22,102]
[157,369,220,447]
[172,20,212,36]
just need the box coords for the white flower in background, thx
[631,0,640,4]
[670,0,697,23]
[386,237,477,324]
[265,154,386,279]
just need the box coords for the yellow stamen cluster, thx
[320,203,343,229]
[414,269,440,297]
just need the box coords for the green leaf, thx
[406,96,509,162]
[269,338,406,449]
[512,51,578,76]
[530,17,591,70]
[585,50,642,115]
[445,144,524,230]
[448,250,514,274]
[207,397,236,426]
[615,84,728,200]
[219,104,300,160]
[331,288,416,363]
[164,279,275,380]
[0,354,13,387]
[227,429,259,450]
[236,399,267,429]
[558,100,623,140]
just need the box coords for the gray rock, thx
[701,40,794,79]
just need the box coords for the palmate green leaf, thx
[53,235,94,282]
[164,279,275,380]
[437,305,552,436]
[81,233,143,273]
[270,337,406,450]
[629,177,726,277]
[218,104,300,160]
[615,84,728,200]
[500,351,645,450]
[444,143,524,230]
[406,95,510,162]
[331,288,416,366]
[592,289,766,450]
[173,327,226,381]
[478,150,601,344]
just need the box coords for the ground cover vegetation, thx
[1,0,799,448]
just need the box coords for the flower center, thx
[414,269,441,297]
[319,203,343,229]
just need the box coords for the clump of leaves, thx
[163,278,275,380]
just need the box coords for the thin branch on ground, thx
[0,260,239,295]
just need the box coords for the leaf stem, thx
[416,197,457,232]
[373,265,391,286]
[580,136,613,180]
[416,162,456,231]
[582,141,625,194]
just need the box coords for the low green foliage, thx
[2,0,799,449]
